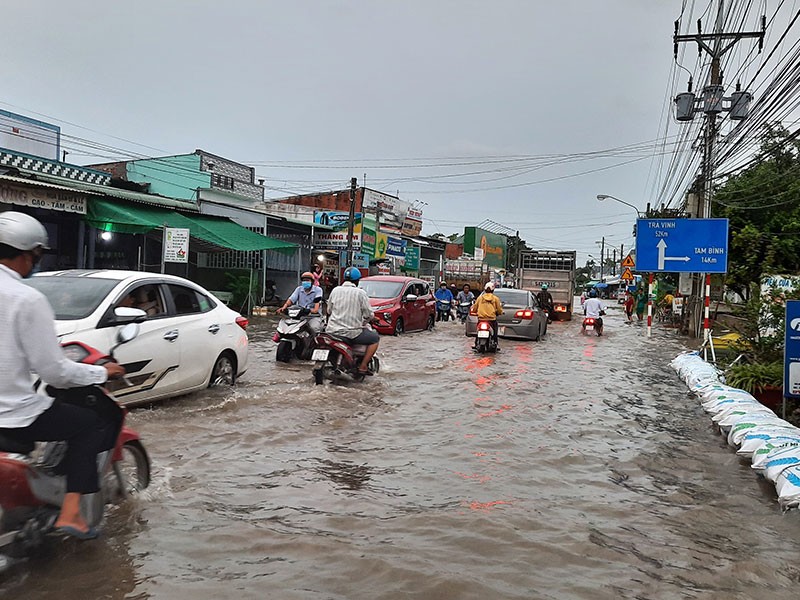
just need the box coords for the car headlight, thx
[383,312,392,321]
[374,303,394,311]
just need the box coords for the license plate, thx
[477,330,490,339]
[498,326,505,336]
[311,349,330,361]
[585,325,594,331]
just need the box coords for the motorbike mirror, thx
[116,322,140,344]
[114,306,148,322]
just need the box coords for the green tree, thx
[714,124,800,300]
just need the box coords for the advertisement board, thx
[463,227,506,269]
[402,206,423,237]
[362,189,411,235]
[314,231,360,250]
[163,227,190,263]
[403,246,420,271]
[0,181,86,214]
[386,236,407,258]
[314,211,361,231]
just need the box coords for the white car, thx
[25,270,249,407]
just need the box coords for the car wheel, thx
[209,352,236,387]
[426,315,435,330]
[533,324,541,342]
[394,317,405,335]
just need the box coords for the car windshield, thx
[24,276,120,320]
[494,290,530,308]
[358,280,404,299]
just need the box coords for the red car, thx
[358,276,436,335]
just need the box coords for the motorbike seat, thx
[0,432,34,455]
[325,333,368,354]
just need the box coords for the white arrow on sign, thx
[656,239,690,270]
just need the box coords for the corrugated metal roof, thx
[15,171,200,211]
[0,174,102,195]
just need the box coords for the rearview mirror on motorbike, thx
[114,306,148,323]
[116,322,140,345]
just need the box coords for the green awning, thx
[86,198,297,253]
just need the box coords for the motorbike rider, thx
[325,266,379,376]
[536,284,554,322]
[434,281,455,322]
[0,211,126,540]
[584,289,607,335]
[277,271,324,333]
[473,282,503,347]
[456,284,475,305]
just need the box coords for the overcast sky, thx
[1,1,793,266]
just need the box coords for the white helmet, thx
[484,282,494,292]
[0,211,49,251]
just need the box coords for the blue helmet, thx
[589,289,597,298]
[343,266,361,282]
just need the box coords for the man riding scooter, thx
[456,284,475,323]
[435,281,455,322]
[473,282,503,349]
[583,289,607,335]
[536,284,554,323]
[277,271,324,333]
[325,267,380,376]
[0,211,126,540]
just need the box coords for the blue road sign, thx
[635,218,729,273]
[785,300,800,399]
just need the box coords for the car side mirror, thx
[114,306,148,323]
[404,294,418,302]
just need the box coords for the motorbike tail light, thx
[555,305,566,312]
[514,310,534,319]
[236,316,249,331]
[585,318,595,325]
[478,321,491,331]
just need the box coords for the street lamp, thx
[596,194,644,217]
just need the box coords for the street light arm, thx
[597,194,643,217]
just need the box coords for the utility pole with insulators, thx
[673,1,765,337]
[345,177,358,268]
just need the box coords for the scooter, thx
[456,301,473,323]
[0,317,150,571]
[436,299,454,322]
[582,316,604,336]
[310,326,380,384]
[274,305,319,362]
[474,320,498,353]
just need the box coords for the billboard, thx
[314,210,361,231]
[362,188,411,235]
[0,109,60,161]
[463,227,506,269]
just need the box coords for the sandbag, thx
[727,413,791,447]
[738,430,800,459]
[762,445,800,483]
[775,466,800,510]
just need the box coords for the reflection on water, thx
[5,309,800,600]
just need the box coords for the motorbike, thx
[456,301,473,324]
[582,316,604,336]
[311,325,380,384]
[474,320,498,353]
[274,305,319,362]
[0,315,150,570]
[436,298,455,322]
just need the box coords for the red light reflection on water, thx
[478,404,513,418]
[454,471,492,483]
[466,500,512,511]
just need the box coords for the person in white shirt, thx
[0,211,125,540]
[583,289,607,335]
[325,267,379,375]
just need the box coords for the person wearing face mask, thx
[0,211,126,540]
[277,271,324,333]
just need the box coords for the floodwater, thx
[4,301,800,600]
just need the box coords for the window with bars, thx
[211,173,235,190]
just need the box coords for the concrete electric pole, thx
[673,1,764,337]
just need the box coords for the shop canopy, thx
[86,198,297,253]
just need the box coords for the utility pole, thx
[345,177,357,267]
[599,237,605,281]
[673,1,764,337]
[612,249,617,276]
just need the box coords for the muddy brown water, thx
[4,303,800,599]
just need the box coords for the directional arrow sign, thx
[635,218,729,273]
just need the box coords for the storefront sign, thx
[340,251,370,269]
[163,227,190,263]
[374,233,388,259]
[362,189,411,235]
[404,246,420,271]
[0,181,87,214]
[314,231,360,250]
[361,214,377,257]
[386,236,407,258]
[314,210,361,231]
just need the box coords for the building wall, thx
[196,151,263,202]
[274,189,364,213]
[126,155,209,201]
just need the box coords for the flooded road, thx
[4,302,800,599]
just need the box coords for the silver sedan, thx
[465,289,547,341]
